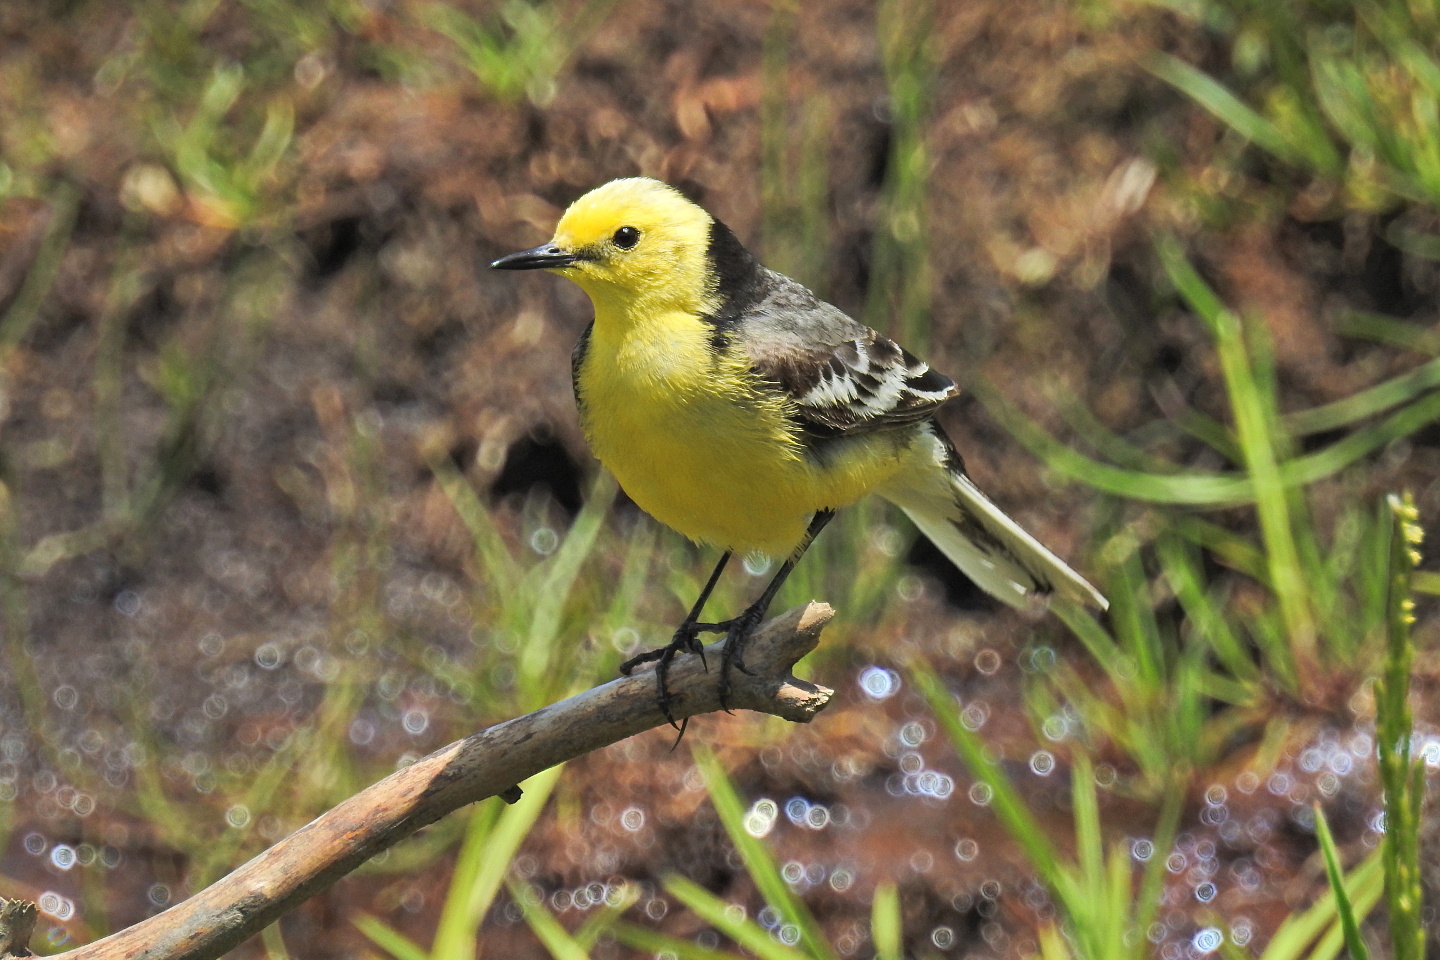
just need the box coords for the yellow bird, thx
[493,177,1106,723]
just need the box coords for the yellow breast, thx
[576,311,904,557]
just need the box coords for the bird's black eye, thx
[612,226,640,249]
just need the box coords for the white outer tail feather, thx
[881,427,1109,611]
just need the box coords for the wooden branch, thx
[22,603,835,960]
[0,899,36,958]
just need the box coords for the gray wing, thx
[738,272,958,436]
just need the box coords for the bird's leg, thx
[717,509,835,710]
[620,551,731,730]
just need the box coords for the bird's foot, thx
[620,619,728,732]
[717,607,766,713]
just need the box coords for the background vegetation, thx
[0,0,1437,957]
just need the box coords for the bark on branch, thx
[18,602,835,960]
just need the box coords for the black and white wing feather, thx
[784,334,958,435]
[731,271,957,437]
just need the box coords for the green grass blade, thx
[519,472,617,691]
[1260,851,1384,960]
[1160,238,1315,669]
[976,385,1255,505]
[1157,533,1260,683]
[612,922,751,960]
[430,764,564,960]
[510,880,592,960]
[1148,53,1307,166]
[693,746,839,960]
[1285,389,1440,488]
[0,180,79,348]
[663,875,814,960]
[871,883,902,960]
[1313,804,1370,960]
[1284,354,1440,435]
[353,913,432,960]
[1331,309,1440,355]
[913,665,1063,881]
[425,446,519,596]
[573,885,640,950]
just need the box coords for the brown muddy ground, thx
[1,1,1438,957]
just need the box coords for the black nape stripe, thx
[703,219,771,331]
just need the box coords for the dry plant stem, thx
[41,603,835,960]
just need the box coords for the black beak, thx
[490,243,578,270]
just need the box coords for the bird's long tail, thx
[880,425,1109,611]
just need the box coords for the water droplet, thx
[744,799,778,838]
[1230,918,1253,946]
[226,805,251,828]
[1195,882,1217,902]
[620,807,645,832]
[1130,838,1154,862]
[402,708,429,735]
[114,590,142,617]
[778,923,801,945]
[198,631,224,656]
[829,869,854,892]
[1041,714,1069,741]
[785,797,810,824]
[1204,784,1227,806]
[960,702,989,731]
[1234,771,1259,794]
[973,649,1001,675]
[900,721,927,746]
[781,861,805,884]
[349,718,376,746]
[24,833,46,855]
[955,838,979,861]
[148,884,171,906]
[53,686,78,711]
[610,627,640,655]
[49,845,75,870]
[1029,751,1055,776]
[254,643,282,669]
[529,527,559,556]
[37,892,73,920]
[1199,805,1229,825]
[931,926,955,949]
[1191,927,1223,953]
[1027,646,1057,671]
[859,667,900,700]
[968,782,993,806]
[1166,853,1187,873]
[805,805,830,830]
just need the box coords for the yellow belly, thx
[577,313,908,556]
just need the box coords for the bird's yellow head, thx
[492,178,719,319]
